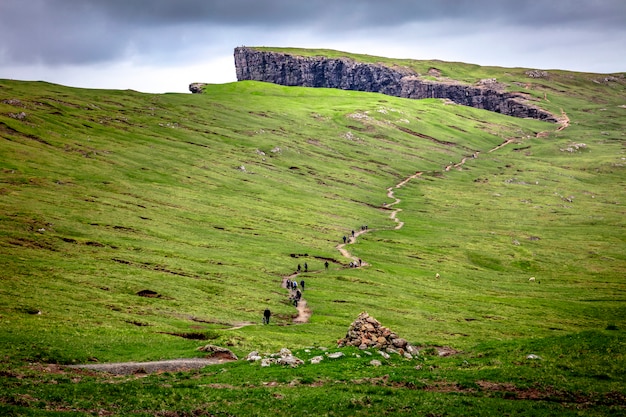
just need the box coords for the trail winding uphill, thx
[281,274,312,324]
[281,171,424,324]
[281,112,570,323]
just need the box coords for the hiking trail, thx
[285,115,571,323]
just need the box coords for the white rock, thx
[406,345,419,355]
[310,356,324,364]
[327,352,344,359]
[277,355,304,367]
[378,351,390,359]
[370,360,382,367]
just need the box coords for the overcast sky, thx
[1,0,625,93]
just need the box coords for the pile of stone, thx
[337,312,418,358]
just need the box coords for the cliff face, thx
[233,47,557,122]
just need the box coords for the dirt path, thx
[557,109,570,131]
[281,274,312,324]
[384,171,423,229]
[488,138,516,153]
[67,357,234,375]
[281,171,424,324]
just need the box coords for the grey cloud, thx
[43,0,626,28]
[1,0,625,69]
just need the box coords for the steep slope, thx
[1,53,624,367]
[1,51,626,416]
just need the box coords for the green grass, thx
[0,48,625,415]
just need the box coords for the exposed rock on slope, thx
[232,47,557,122]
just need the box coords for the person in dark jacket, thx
[263,308,271,325]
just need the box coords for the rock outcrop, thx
[233,47,557,122]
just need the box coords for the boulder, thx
[189,83,207,94]
[277,355,304,367]
[197,345,238,361]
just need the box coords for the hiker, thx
[300,279,305,291]
[263,308,271,325]
[293,290,301,306]
[325,261,329,270]
[343,236,347,244]
[304,262,308,272]
[351,230,355,237]
[358,259,362,266]
[286,279,291,289]
[297,264,301,272]
[293,281,297,290]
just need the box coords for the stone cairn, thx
[337,311,418,358]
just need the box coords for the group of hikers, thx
[349,259,362,268]
[342,226,367,244]
[263,228,368,324]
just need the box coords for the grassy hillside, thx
[1,49,625,415]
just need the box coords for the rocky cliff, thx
[231,47,557,122]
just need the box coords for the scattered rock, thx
[188,83,207,94]
[327,352,344,359]
[370,359,382,367]
[197,345,238,361]
[310,356,324,364]
[560,143,587,152]
[8,111,27,120]
[526,354,542,360]
[2,98,23,106]
[277,355,304,367]
[251,347,304,368]
[525,70,549,79]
